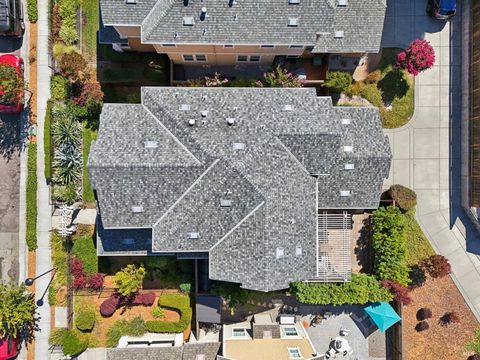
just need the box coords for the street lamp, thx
[24,268,55,287]
[24,268,56,307]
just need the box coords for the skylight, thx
[334,30,345,38]
[341,118,351,125]
[288,18,298,27]
[340,190,351,197]
[276,247,285,259]
[131,206,144,213]
[144,141,158,149]
[284,104,294,111]
[188,232,199,239]
[344,163,355,170]
[220,199,233,207]
[343,145,353,152]
[179,104,191,111]
[183,16,195,26]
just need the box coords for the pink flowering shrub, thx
[257,65,303,88]
[396,39,435,76]
[133,292,156,306]
[100,295,120,317]
[73,80,104,107]
[87,273,105,290]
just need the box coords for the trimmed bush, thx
[61,330,87,356]
[323,71,353,92]
[75,309,95,331]
[72,235,98,274]
[152,307,165,319]
[416,308,432,321]
[388,184,417,211]
[59,52,87,82]
[26,143,37,250]
[50,75,68,101]
[106,317,145,348]
[133,292,156,306]
[372,206,409,286]
[27,0,38,22]
[100,296,120,317]
[408,265,427,289]
[49,328,66,346]
[415,321,429,332]
[421,255,451,278]
[439,311,460,326]
[145,294,192,333]
[87,273,105,290]
[290,273,393,305]
[179,283,191,294]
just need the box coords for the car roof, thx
[440,0,456,10]
[0,0,9,30]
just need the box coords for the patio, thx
[298,305,387,360]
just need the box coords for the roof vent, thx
[144,141,158,149]
[122,238,136,245]
[227,118,235,126]
[284,104,294,111]
[337,0,348,5]
[343,145,353,152]
[295,246,302,256]
[289,0,300,3]
[344,163,355,170]
[125,0,136,4]
[188,232,199,239]
[201,110,209,117]
[203,28,207,36]
[340,190,351,197]
[220,199,233,207]
[341,118,351,125]
[288,17,299,27]
[180,104,190,111]
[183,16,195,26]
[233,14,238,21]
[131,206,144,213]
[200,7,208,20]
[188,119,196,126]
[228,0,236,7]
[334,30,345,38]
[232,142,245,150]
[276,247,285,259]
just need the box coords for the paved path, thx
[34,0,53,356]
[382,0,480,321]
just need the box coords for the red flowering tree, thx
[396,39,435,76]
[381,280,413,305]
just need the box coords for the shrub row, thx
[145,294,192,333]
[61,329,88,356]
[26,143,37,250]
[44,100,53,181]
[71,235,98,274]
[290,273,393,305]
[99,291,156,317]
[372,206,410,286]
[75,309,95,331]
[27,0,38,23]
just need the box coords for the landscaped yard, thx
[80,0,99,61]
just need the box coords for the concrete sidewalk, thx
[34,0,53,357]
[382,0,480,321]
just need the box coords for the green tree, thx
[372,206,410,286]
[259,65,302,88]
[0,282,37,339]
[323,71,353,93]
[113,264,146,297]
[0,65,23,104]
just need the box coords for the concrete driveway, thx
[0,34,24,283]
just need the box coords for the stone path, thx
[34,0,53,356]
[382,0,480,321]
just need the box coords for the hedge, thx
[27,0,38,22]
[106,316,145,348]
[145,294,192,333]
[372,206,410,286]
[75,309,95,331]
[71,235,98,274]
[44,100,53,181]
[50,75,68,101]
[290,273,393,305]
[26,143,37,250]
[388,184,417,212]
[61,330,88,356]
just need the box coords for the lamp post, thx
[24,268,56,307]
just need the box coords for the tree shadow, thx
[354,215,374,274]
[0,112,22,161]
[378,69,409,104]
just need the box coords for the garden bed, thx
[403,276,479,360]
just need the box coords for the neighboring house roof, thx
[88,87,391,292]
[105,342,221,360]
[100,0,387,53]
[196,295,222,324]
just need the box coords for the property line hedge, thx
[290,273,393,305]
[145,294,192,333]
[71,235,97,274]
[26,143,37,250]
[44,100,53,181]
[27,0,38,22]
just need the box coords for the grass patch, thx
[80,0,99,60]
[404,209,435,266]
[82,123,97,204]
[100,45,141,63]
[71,235,98,274]
[101,68,144,83]
[26,143,37,250]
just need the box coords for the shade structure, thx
[364,302,401,332]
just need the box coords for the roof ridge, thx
[142,0,176,41]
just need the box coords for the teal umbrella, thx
[364,302,401,332]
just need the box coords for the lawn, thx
[80,0,99,61]
[82,123,97,205]
[404,209,435,266]
[350,48,414,129]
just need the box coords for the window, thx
[223,44,234,48]
[288,347,302,359]
[237,55,248,62]
[232,328,246,337]
[183,54,194,61]
[289,45,304,48]
[249,55,261,62]
[283,326,299,337]
[195,54,207,61]
[260,45,275,48]
[161,43,176,47]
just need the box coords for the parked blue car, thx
[427,0,456,20]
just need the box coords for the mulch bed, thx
[403,275,479,360]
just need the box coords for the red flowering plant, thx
[381,280,413,305]
[73,80,104,107]
[396,39,435,76]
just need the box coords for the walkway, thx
[382,0,480,321]
[34,0,53,356]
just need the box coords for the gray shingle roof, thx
[106,342,220,360]
[99,0,386,53]
[89,87,391,292]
